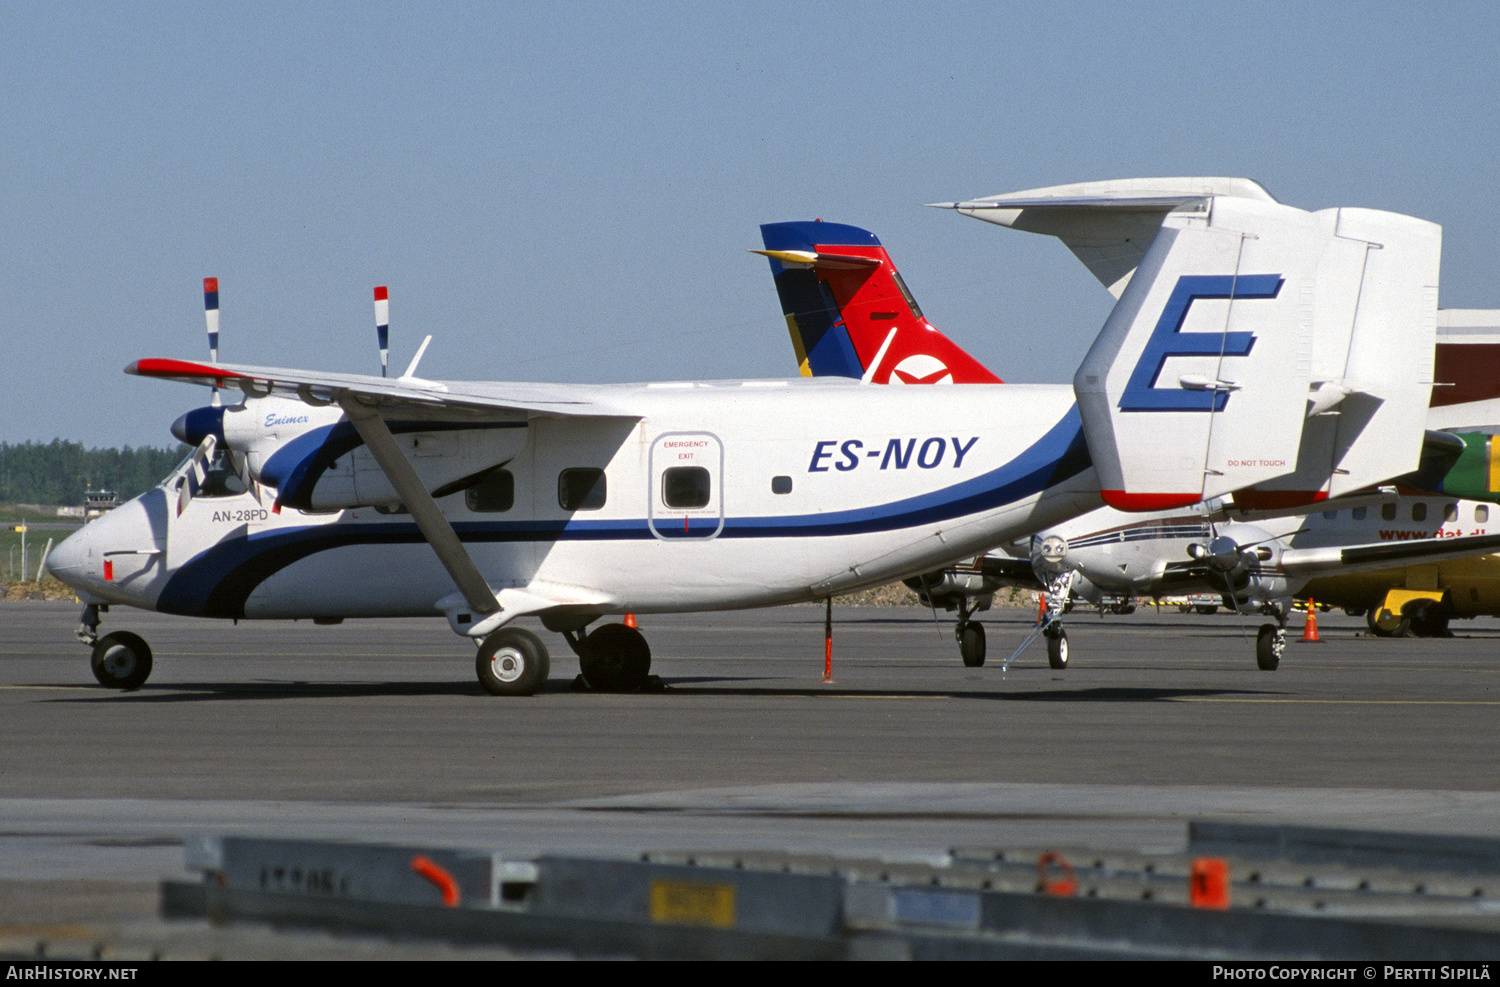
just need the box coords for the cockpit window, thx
[164,446,245,498]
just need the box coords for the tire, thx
[1194,604,1218,615]
[578,623,652,692]
[1256,624,1282,671]
[1045,626,1069,670]
[90,631,153,690]
[476,628,550,696]
[959,622,986,667]
[1405,600,1452,638]
[1365,607,1410,638]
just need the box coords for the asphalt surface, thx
[2,599,1498,957]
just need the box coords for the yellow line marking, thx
[0,684,98,691]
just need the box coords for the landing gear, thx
[1255,623,1284,671]
[75,603,153,691]
[571,622,652,692]
[958,621,986,667]
[90,631,153,690]
[475,627,550,696]
[1044,625,1069,669]
[1406,600,1452,638]
[1366,607,1410,638]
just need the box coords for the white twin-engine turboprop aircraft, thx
[47,184,1443,694]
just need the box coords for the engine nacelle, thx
[1186,522,1290,606]
[174,398,527,511]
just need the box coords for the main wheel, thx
[1406,600,1452,638]
[90,631,152,690]
[1366,607,1410,638]
[1045,626,1069,669]
[958,621,986,667]
[1255,623,1283,671]
[578,623,652,692]
[476,628,550,696]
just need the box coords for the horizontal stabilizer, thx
[931,177,1277,297]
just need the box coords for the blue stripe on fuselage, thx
[260,420,528,511]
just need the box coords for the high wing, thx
[129,357,641,421]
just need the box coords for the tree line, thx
[0,440,188,506]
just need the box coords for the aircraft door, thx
[649,432,723,540]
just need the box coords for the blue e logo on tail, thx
[1119,274,1282,412]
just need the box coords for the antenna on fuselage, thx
[374,285,390,377]
[203,277,221,406]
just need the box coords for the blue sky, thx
[5,1,1498,448]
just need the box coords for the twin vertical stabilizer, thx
[937,181,1441,510]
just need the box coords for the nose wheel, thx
[90,631,153,690]
[1256,623,1284,670]
[1044,625,1069,669]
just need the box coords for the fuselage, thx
[48,379,1102,622]
[1022,495,1500,604]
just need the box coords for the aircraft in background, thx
[756,185,1500,669]
[47,182,1447,693]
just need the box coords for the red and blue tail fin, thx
[756,221,1001,384]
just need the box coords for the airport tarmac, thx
[2,599,1498,955]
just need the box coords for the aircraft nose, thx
[45,524,91,582]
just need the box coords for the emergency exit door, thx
[648,432,723,540]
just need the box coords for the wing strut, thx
[338,397,502,618]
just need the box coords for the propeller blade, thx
[177,434,217,517]
[203,277,220,362]
[203,277,221,406]
[374,286,390,378]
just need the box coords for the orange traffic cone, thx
[1037,592,1047,623]
[1301,600,1320,642]
[624,613,637,629]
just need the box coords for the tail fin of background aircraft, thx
[938,181,1441,510]
[756,221,1001,384]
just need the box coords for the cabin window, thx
[1352,506,1367,520]
[1322,510,1337,520]
[1445,503,1459,523]
[771,475,792,495]
[1478,505,1490,524]
[1411,502,1427,522]
[1381,503,1396,521]
[466,469,514,512]
[662,466,710,509]
[558,468,606,511]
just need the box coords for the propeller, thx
[203,277,221,406]
[175,434,218,517]
[374,286,390,377]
